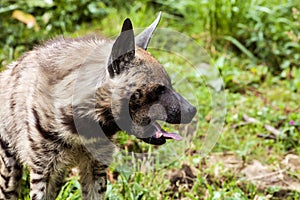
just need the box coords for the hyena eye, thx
[155,85,166,95]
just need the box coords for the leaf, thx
[12,10,39,31]
[0,4,18,14]
[224,36,257,61]
[25,0,54,8]
[255,6,272,14]
[281,60,291,69]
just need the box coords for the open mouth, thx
[139,122,183,145]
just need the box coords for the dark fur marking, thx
[0,137,14,158]
[10,63,19,77]
[48,64,81,84]
[25,120,30,133]
[40,186,45,192]
[93,172,106,179]
[60,108,77,134]
[32,108,71,148]
[9,55,26,77]
[131,70,141,77]
[99,119,120,138]
[9,99,16,110]
[27,133,35,143]
[98,186,107,193]
[32,193,37,200]
[0,156,12,173]
[128,82,136,87]
[14,168,22,181]
[31,168,44,175]
[0,186,19,199]
[9,71,21,113]
[0,174,10,188]
[32,159,45,168]
[100,164,108,169]
[0,185,18,200]
[4,192,18,199]
[30,143,40,152]
[31,178,44,184]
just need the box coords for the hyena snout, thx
[160,90,196,124]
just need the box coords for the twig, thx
[257,134,277,140]
[243,114,260,124]
[231,114,260,129]
[264,124,281,137]
[244,167,288,181]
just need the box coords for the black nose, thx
[163,91,197,124]
[182,105,196,123]
[188,105,197,118]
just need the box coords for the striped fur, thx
[0,18,171,199]
[0,16,196,200]
[0,36,117,200]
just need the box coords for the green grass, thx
[0,1,299,199]
[20,32,300,200]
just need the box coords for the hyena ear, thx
[135,12,162,50]
[108,18,135,78]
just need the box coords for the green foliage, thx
[143,0,300,72]
[234,2,300,73]
[0,0,109,67]
[1,0,299,73]
[0,0,299,199]
[55,177,81,200]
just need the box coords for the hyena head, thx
[100,13,196,145]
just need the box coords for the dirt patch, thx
[165,164,197,198]
[165,152,300,198]
[206,152,300,193]
[241,159,300,193]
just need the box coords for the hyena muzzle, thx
[0,12,196,199]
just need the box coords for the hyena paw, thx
[81,178,107,199]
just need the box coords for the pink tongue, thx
[161,132,183,140]
[153,123,183,141]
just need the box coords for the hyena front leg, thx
[46,168,67,198]
[30,166,65,200]
[0,138,22,200]
[29,165,65,200]
[29,167,48,200]
[79,160,108,200]
[29,152,66,200]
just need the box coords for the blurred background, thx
[0,0,299,199]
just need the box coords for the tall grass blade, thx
[224,36,257,61]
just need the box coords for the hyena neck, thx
[94,106,121,138]
[94,84,122,137]
[61,83,122,139]
[99,118,121,138]
[70,105,120,139]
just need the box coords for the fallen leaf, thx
[12,10,39,31]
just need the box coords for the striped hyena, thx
[0,13,196,200]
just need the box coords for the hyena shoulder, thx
[0,35,116,199]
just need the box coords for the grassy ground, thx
[57,12,300,200]
[1,2,299,200]
[48,49,300,200]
